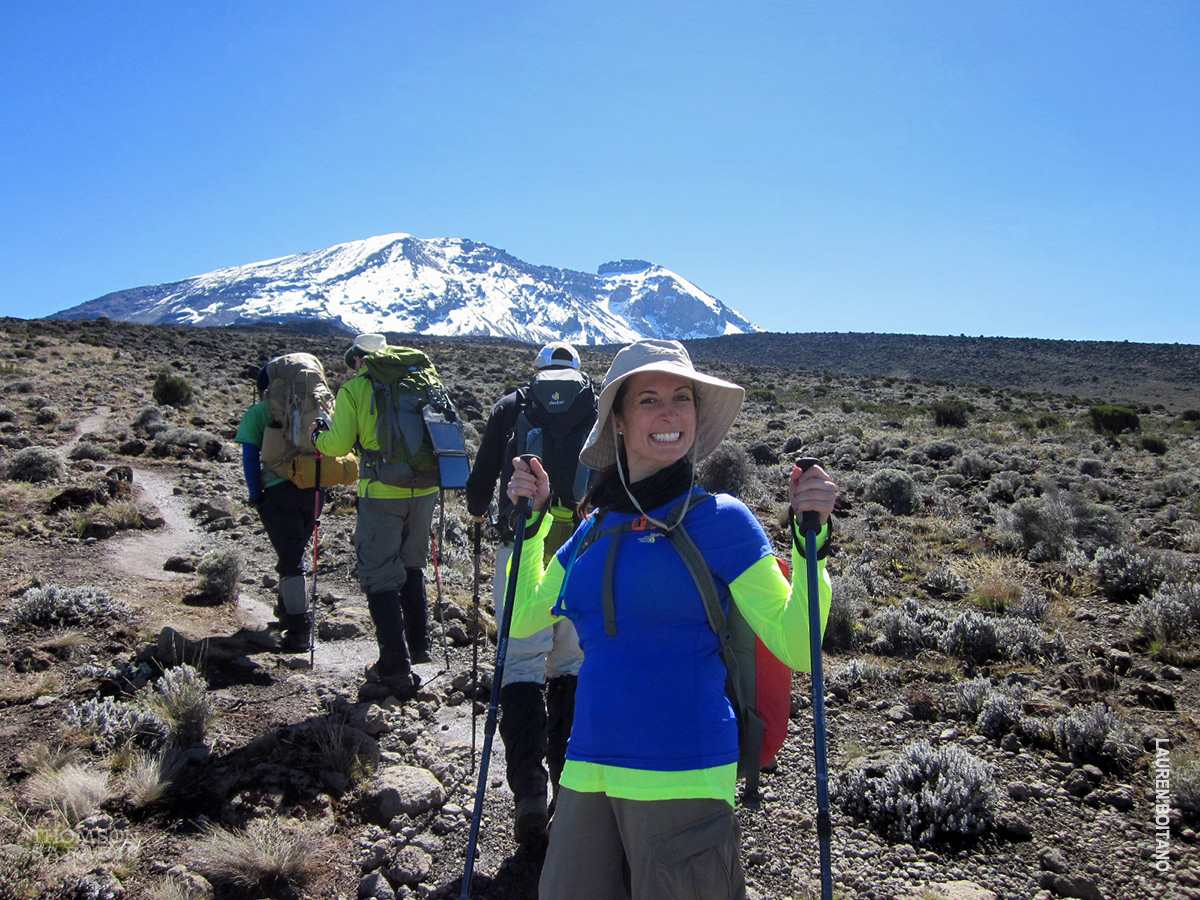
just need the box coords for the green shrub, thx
[976,689,1026,741]
[35,405,61,425]
[1130,583,1200,646]
[1140,435,1168,455]
[1089,404,1139,435]
[144,664,215,747]
[153,371,193,408]
[823,577,863,652]
[1175,753,1200,822]
[68,441,111,462]
[696,441,761,501]
[869,599,948,656]
[931,399,971,428]
[1002,492,1124,562]
[6,446,65,482]
[838,741,997,844]
[745,388,777,404]
[939,611,1000,663]
[865,468,921,516]
[62,696,169,752]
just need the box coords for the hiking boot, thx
[410,649,432,664]
[513,793,549,844]
[359,663,420,702]
[279,612,310,653]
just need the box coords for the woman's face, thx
[614,371,697,482]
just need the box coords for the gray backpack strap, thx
[666,503,765,803]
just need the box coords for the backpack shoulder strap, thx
[663,493,765,802]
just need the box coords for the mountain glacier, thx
[54,233,760,344]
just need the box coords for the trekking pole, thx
[796,457,833,900]
[430,521,451,671]
[460,454,539,900]
[470,518,482,773]
[310,452,323,669]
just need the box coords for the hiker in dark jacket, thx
[314,333,438,700]
[235,365,318,652]
[506,339,837,900]
[465,341,594,843]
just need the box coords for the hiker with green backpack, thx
[504,339,838,900]
[314,333,447,700]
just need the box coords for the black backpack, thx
[509,368,596,511]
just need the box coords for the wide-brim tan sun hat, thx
[350,333,388,354]
[579,339,744,470]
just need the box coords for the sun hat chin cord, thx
[611,396,699,531]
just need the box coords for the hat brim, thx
[579,359,744,470]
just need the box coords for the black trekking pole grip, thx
[794,455,834,900]
[460,455,540,899]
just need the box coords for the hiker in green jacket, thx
[314,333,439,700]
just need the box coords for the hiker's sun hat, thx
[534,341,580,371]
[350,333,388,354]
[344,333,388,367]
[580,339,744,470]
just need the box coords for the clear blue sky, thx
[2,1,1197,344]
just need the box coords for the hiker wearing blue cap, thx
[506,339,837,900]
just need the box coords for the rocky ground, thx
[0,317,1198,900]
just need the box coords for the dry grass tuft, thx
[22,763,110,824]
[118,748,186,808]
[190,818,325,891]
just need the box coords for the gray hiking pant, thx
[539,788,746,900]
[493,532,582,685]
[353,494,436,593]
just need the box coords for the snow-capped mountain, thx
[54,234,760,344]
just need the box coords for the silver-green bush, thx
[1051,702,1141,773]
[838,741,997,844]
[865,468,922,516]
[144,664,216,747]
[10,584,131,628]
[1130,582,1200,645]
[1090,545,1168,603]
[63,696,169,752]
[198,548,243,604]
[5,446,65,483]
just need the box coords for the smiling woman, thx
[504,339,838,900]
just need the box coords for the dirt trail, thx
[68,404,518,841]
[111,464,204,582]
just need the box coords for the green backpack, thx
[359,347,457,490]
